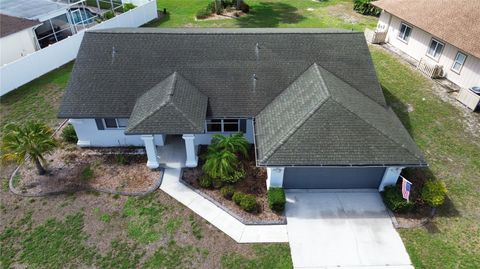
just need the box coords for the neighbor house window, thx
[206,119,246,133]
[397,23,412,43]
[451,51,467,73]
[96,118,128,129]
[427,39,444,60]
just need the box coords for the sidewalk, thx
[159,167,288,243]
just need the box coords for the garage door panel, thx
[283,167,385,189]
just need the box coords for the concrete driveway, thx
[286,190,413,269]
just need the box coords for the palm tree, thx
[1,121,58,175]
[210,133,249,159]
[202,150,238,179]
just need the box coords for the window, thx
[427,39,444,60]
[451,52,467,73]
[98,118,128,129]
[398,23,412,42]
[206,119,242,133]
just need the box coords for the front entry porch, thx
[141,134,198,169]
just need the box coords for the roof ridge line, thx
[259,64,330,162]
[315,62,387,106]
[331,98,424,162]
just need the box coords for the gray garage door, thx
[283,167,386,189]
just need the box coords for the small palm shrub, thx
[199,175,213,188]
[61,124,78,144]
[268,188,286,212]
[1,121,57,175]
[353,0,381,16]
[104,11,115,19]
[220,185,235,200]
[422,180,447,217]
[210,133,249,159]
[382,186,413,212]
[202,150,240,182]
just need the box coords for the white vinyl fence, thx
[0,0,157,96]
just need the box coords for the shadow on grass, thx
[235,2,305,27]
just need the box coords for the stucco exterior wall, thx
[378,11,480,89]
[0,28,38,66]
[69,119,165,147]
[193,119,255,145]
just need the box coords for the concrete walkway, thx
[286,190,413,269]
[159,167,288,243]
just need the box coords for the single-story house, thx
[58,28,427,190]
[372,0,480,90]
[0,14,41,66]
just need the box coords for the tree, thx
[1,121,58,175]
[202,150,238,180]
[210,133,249,159]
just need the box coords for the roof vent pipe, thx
[252,73,258,92]
[255,43,260,62]
[111,46,116,64]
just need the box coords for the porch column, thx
[379,167,404,191]
[182,134,198,167]
[266,167,284,189]
[141,135,159,169]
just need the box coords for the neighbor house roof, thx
[255,63,426,166]
[58,28,386,119]
[125,72,208,134]
[373,0,480,59]
[0,14,40,38]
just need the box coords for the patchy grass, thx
[0,63,73,131]
[122,193,167,243]
[150,0,377,30]
[189,214,204,240]
[96,240,145,269]
[221,244,293,269]
[143,240,208,268]
[370,46,480,268]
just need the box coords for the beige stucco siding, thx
[0,28,38,66]
[377,11,480,89]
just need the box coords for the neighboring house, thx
[58,28,427,191]
[0,14,41,66]
[372,0,480,90]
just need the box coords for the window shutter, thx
[240,119,247,133]
[95,119,104,130]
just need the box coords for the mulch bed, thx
[182,147,285,224]
[15,142,162,196]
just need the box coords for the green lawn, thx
[149,0,377,30]
[370,46,480,268]
[1,1,479,268]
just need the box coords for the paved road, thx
[286,190,413,269]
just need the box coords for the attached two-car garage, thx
[282,167,386,189]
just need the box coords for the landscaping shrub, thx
[115,154,129,165]
[268,188,286,212]
[239,194,257,212]
[220,185,235,200]
[199,174,212,189]
[421,179,447,208]
[382,186,413,212]
[223,169,246,184]
[61,124,78,143]
[353,0,381,16]
[212,177,223,189]
[123,3,136,12]
[232,191,257,212]
[104,11,115,19]
[232,191,244,205]
[196,9,211,19]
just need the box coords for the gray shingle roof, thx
[58,28,386,119]
[125,72,207,134]
[255,63,426,166]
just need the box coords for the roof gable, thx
[125,72,208,134]
[255,63,426,166]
